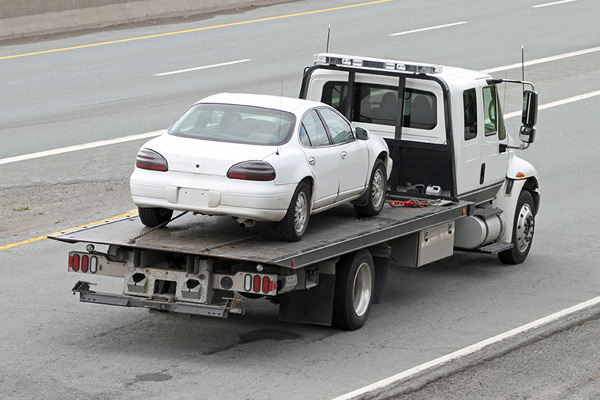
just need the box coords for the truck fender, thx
[493,177,540,244]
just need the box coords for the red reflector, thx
[69,255,73,269]
[81,255,89,273]
[253,275,261,293]
[262,276,270,294]
[72,254,80,272]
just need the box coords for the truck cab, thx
[300,54,540,263]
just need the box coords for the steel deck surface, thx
[49,201,471,269]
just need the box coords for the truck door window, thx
[300,110,331,146]
[483,86,498,136]
[463,89,477,140]
[321,81,437,130]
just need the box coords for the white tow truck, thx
[51,53,540,330]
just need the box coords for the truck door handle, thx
[341,151,348,159]
[308,156,316,165]
[480,163,486,184]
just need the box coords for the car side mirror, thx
[520,90,538,143]
[355,126,369,140]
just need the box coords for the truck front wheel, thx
[498,190,535,264]
[332,250,375,330]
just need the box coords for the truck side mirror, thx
[520,90,538,143]
[355,126,370,140]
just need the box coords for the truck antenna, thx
[326,25,331,52]
[521,45,525,91]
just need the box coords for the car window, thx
[318,108,354,144]
[300,110,330,146]
[169,103,296,146]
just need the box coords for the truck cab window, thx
[463,89,477,140]
[321,81,437,130]
[483,86,498,136]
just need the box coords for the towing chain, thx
[128,211,189,243]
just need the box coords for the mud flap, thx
[278,274,335,326]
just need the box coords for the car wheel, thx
[274,181,311,242]
[498,191,535,264]
[354,159,387,217]
[138,207,173,228]
[332,249,374,330]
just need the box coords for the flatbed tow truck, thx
[50,54,540,330]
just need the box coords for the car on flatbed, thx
[130,93,391,241]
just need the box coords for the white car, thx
[130,93,391,241]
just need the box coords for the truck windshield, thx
[169,103,296,146]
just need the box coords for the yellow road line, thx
[0,1,392,61]
[0,210,138,251]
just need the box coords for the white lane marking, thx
[504,89,600,119]
[389,21,468,36]
[532,0,581,8]
[0,130,164,166]
[333,295,600,400]
[154,59,251,76]
[482,45,600,74]
[4,45,600,166]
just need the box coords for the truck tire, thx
[274,181,311,242]
[332,249,374,330]
[138,207,173,227]
[498,191,535,264]
[354,159,387,217]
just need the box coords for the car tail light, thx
[227,161,275,181]
[135,148,168,171]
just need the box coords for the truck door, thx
[478,85,508,203]
[299,110,340,209]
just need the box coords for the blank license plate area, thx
[179,188,209,206]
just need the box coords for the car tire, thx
[274,181,311,242]
[138,207,173,228]
[498,190,535,264]
[354,159,387,217]
[332,249,375,330]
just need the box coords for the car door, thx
[317,107,369,201]
[299,109,340,209]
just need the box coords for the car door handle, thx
[341,151,348,159]
[308,156,316,165]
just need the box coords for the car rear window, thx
[168,103,296,145]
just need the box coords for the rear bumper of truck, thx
[72,281,244,318]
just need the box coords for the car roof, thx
[196,93,326,115]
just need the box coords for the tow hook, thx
[72,280,95,295]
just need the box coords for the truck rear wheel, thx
[498,190,535,264]
[332,249,374,330]
[138,207,173,227]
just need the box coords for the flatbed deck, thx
[50,200,472,269]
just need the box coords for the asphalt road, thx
[1,0,600,399]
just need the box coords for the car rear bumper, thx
[130,170,293,221]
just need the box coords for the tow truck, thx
[51,53,540,330]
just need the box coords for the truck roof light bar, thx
[314,53,443,74]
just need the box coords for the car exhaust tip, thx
[235,218,256,228]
